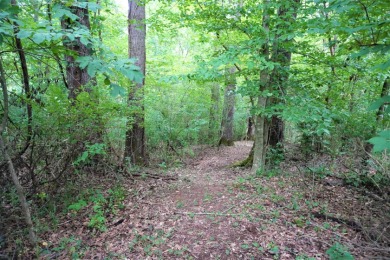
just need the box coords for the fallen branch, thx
[124,170,178,181]
[174,211,241,217]
[312,212,362,231]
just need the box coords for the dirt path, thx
[42,141,388,259]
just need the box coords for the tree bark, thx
[252,1,271,172]
[11,0,37,189]
[244,116,255,141]
[0,57,37,245]
[61,2,92,99]
[376,76,389,123]
[268,0,299,147]
[124,0,147,166]
[219,67,236,146]
[208,83,220,141]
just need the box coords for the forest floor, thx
[31,142,390,259]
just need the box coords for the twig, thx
[175,211,242,217]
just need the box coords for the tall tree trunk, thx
[124,0,146,166]
[219,67,236,146]
[0,57,36,245]
[61,2,92,99]
[11,0,36,189]
[268,0,299,147]
[208,83,220,141]
[252,1,271,172]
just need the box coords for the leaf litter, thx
[37,141,389,259]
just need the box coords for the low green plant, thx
[296,254,316,260]
[66,185,127,232]
[52,236,84,259]
[326,242,354,260]
[176,201,184,209]
[68,199,88,212]
[203,193,213,202]
[306,166,331,179]
[266,143,284,167]
[73,142,107,168]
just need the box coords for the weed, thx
[176,201,184,209]
[129,229,172,256]
[270,193,285,203]
[306,166,331,179]
[241,244,250,249]
[291,198,300,211]
[305,200,319,210]
[52,236,84,259]
[267,242,279,258]
[252,242,264,251]
[296,254,316,260]
[323,222,331,229]
[293,216,306,228]
[203,193,213,202]
[326,242,354,260]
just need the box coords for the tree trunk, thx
[219,67,236,146]
[252,1,270,173]
[11,0,37,189]
[0,57,36,245]
[268,116,284,146]
[124,0,147,166]
[208,83,220,141]
[376,76,389,123]
[267,0,299,148]
[244,116,255,141]
[61,2,92,99]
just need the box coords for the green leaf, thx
[16,30,31,39]
[52,4,79,20]
[75,2,101,12]
[0,0,11,10]
[379,130,390,138]
[104,77,111,85]
[326,243,354,260]
[368,96,390,111]
[368,130,390,153]
[32,32,49,44]
[109,84,126,97]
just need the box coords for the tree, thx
[252,0,271,172]
[60,1,92,99]
[208,83,221,141]
[0,57,36,245]
[219,67,236,146]
[124,0,147,166]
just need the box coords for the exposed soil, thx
[4,141,389,259]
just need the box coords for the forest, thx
[0,0,389,259]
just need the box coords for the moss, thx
[231,148,253,168]
[218,137,234,146]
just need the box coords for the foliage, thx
[326,242,354,260]
[67,185,126,232]
[368,130,390,153]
